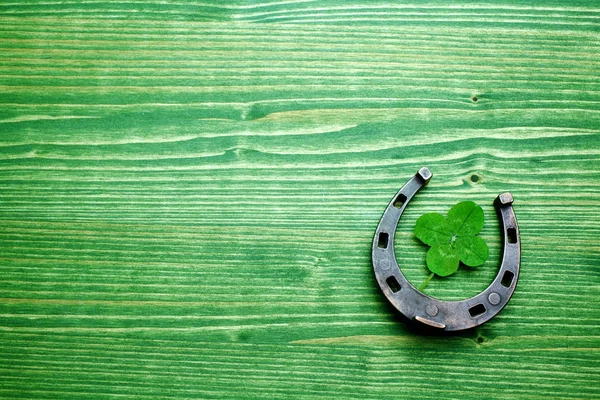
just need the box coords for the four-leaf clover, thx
[415,201,489,282]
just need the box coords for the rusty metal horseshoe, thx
[372,167,521,331]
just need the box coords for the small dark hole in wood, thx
[501,270,514,288]
[393,193,407,208]
[378,232,389,249]
[477,336,485,344]
[386,276,401,293]
[472,96,479,102]
[507,227,517,244]
[470,174,479,182]
[469,304,486,318]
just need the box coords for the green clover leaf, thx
[415,201,489,289]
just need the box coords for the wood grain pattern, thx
[0,1,599,399]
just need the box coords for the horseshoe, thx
[372,167,521,331]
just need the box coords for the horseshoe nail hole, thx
[470,174,480,183]
[393,193,407,208]
[471,96,479,102]
[469,304,486,318]
[386,276,401,293]
[377,232,389,249]
[476,336,485,344]
[501,270,515,288]
[507,227,517,244]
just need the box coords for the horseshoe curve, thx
[372,167,521,331]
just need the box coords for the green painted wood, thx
[0,1,599,399]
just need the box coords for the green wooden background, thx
[1,1,599,399]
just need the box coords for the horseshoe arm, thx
[372,167,521,331]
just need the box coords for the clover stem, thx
[419,272,435,291]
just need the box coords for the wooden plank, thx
[0,1,599,399]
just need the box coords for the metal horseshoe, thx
[372,167,520,331]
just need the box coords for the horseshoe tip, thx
[497,192,514,205]
[417,167,432,184]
